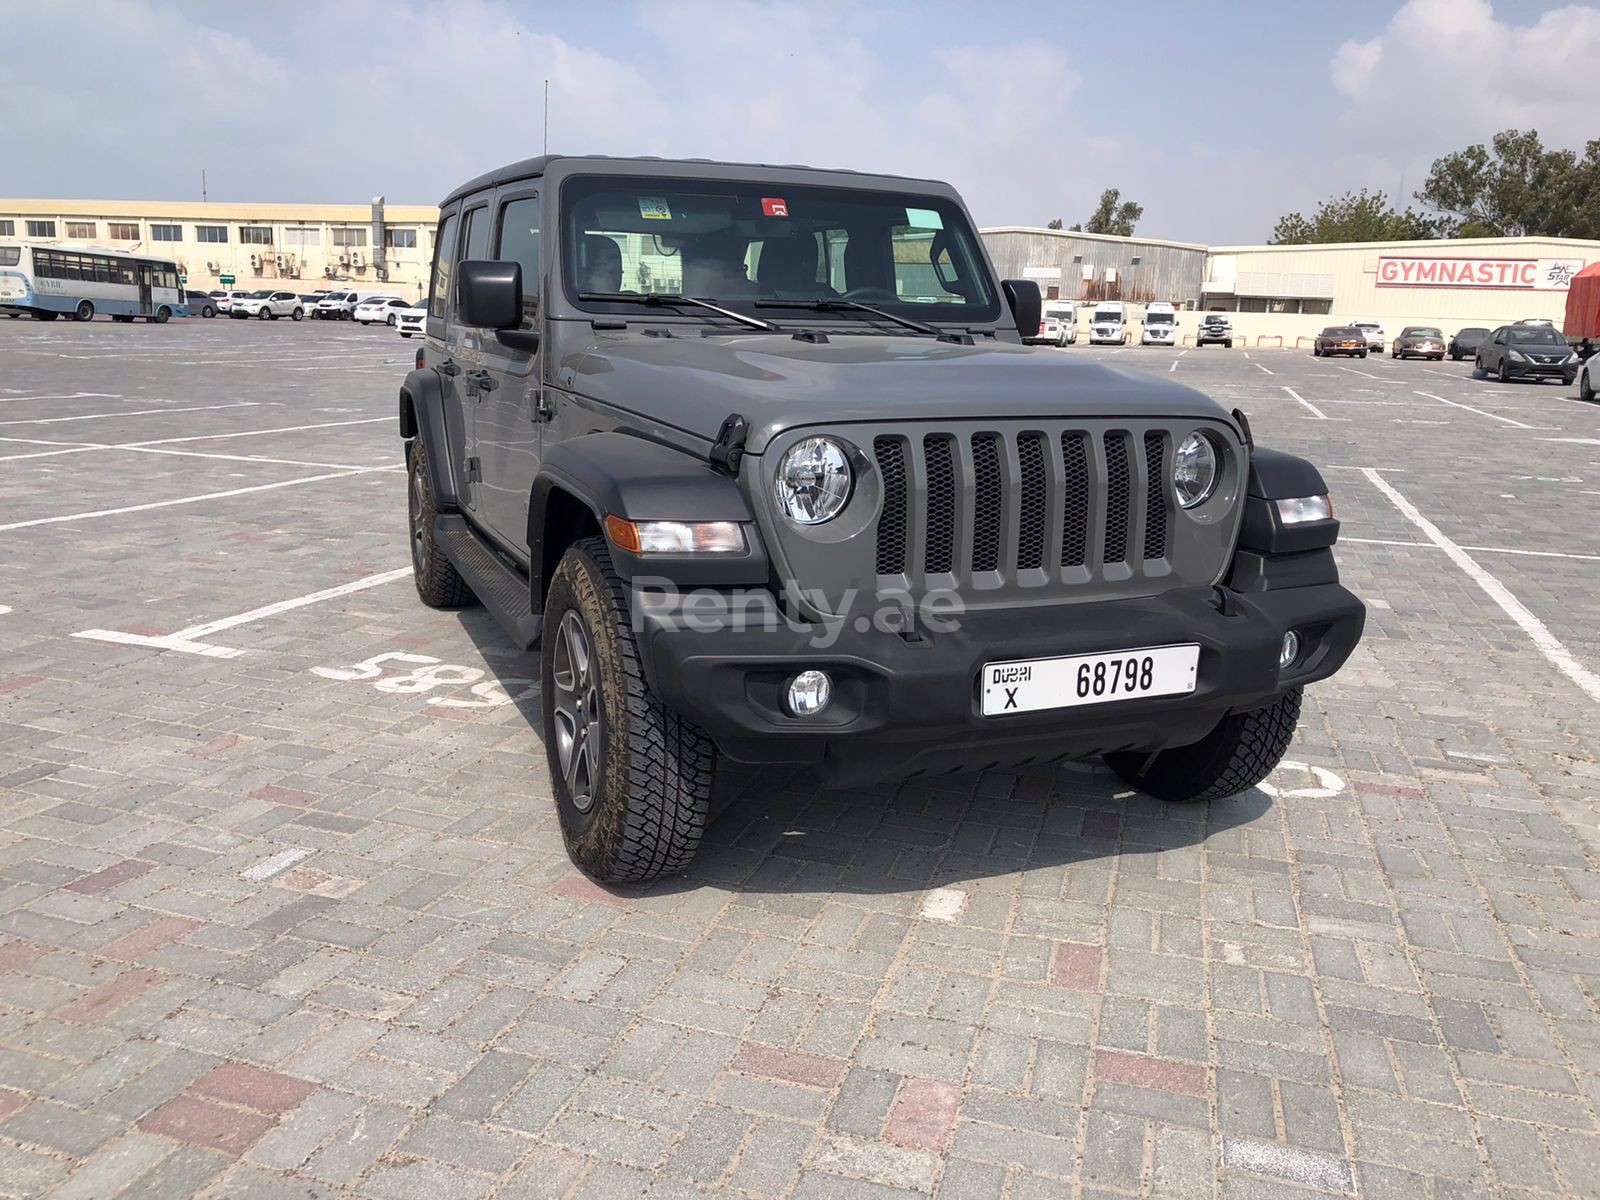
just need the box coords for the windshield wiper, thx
[578,292,775,331]
[754,297,945,337]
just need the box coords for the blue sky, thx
[3,0,1598,243]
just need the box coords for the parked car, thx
[397,152,1363,882]
[315,289,396,320]
[1580,352,1597,402]
[185,293,219,319]
[353,296,409,325]
[1196,314,1233,347]
[1390,326,1444,360]
[230,290,305,321]
[395,297,427,338]
[1027,302,1076,347]
[1313,326,1368,358]
[1475,324,1580,384]
[1352,321,1385,352]
[300,292,329,311]
[214,289,248,315]
[1448,327,1489,361]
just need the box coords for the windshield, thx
[1355,323,1379,331]
[1093,310,1122,323]
[1509,326,1566,345]
[1145,312,1174,325]
[563,174,999,324]
[1326,328,1359,337]
[245,290,271,299]
[1045,308,1073,319]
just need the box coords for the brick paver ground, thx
[1,319,1598,1197]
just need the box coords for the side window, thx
[495,195,540,329]
[462,206,490,260]
[429,211,457,320]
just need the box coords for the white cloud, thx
[1331,0,1600,150]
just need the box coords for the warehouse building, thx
[0,199,439,298]
[980,226,1599,345]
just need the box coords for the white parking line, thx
[0,417,390,462]
[1413,390,1537,429]
[1251,362,1274,376]
[1281,386,1327,419]
[1331,364,1385,381]
[1345,536,1600,562]
[0,402,260,427]
[1362,469,1600,704]
[0,392,122,405]
[0,468,393,533]
[75,566,412,657]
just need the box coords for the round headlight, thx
[775,437,853,525]
[1173,432,1220,509]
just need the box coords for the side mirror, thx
[1001,279,1042,340]
[457,259,523,330]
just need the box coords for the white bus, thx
[0,242,185,322]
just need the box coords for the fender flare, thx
[398,368,459,510]
[1237,447,1339,555]
[529,432,769,603]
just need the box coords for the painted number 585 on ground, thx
[310,651,536,708]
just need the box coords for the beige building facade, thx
[0,198,440,299]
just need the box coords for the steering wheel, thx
[838,287,898,303]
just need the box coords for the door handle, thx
[438,358,460,378]
[466,370,497,393]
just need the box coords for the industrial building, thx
[980,227,1599,345]
[3,195,1596,344]
[0,199,439,298]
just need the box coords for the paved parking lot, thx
[1,317,1599,1199]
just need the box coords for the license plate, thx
[981,644,1200,716]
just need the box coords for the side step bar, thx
[434,514,543,649]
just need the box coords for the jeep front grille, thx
[870,426,1176,590]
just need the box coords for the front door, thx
[137,267,153,315]
[472,187,543,563]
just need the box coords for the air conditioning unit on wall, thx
[350,250,365,268]
[205,260,219,273]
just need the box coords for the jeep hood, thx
[560,333,1236,453]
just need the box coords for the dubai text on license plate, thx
[981,644,1200,716]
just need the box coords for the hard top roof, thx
[440,154,952,208]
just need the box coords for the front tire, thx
[1499,360,1511,384]
[1582,367,1596,403]
[1224,339,1232,349]
[543,537,715,883]
[153,307,170,324]
[74,300,94,322]
[1104,688,1301,804]
[406,440,475,608]
[258,307,271,321]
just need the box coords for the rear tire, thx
[406,439,475,608]
[201,304,216,318]
[543,536,715,883]
[1105,688,1302,804]
[74,300,94,322]
[292,307,303,321]
[1581,367,1595,402]
[386,313,397,326]
[258,307,271,321]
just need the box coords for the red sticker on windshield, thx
[761,197,789,217]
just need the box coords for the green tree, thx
[1046,217,1064,230]
[1069,189,1143,237]
[1270,188,1440,244]
[1416,128,1600,238]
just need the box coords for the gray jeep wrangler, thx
[399,155,1364,882]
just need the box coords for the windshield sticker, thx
[904,207,944,230]
[761,197,789,218]
[638,196,673,220]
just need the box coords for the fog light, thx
[786,670,833,717]
[1279,631,1301,669]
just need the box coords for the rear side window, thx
[429,211,457,320]
[495,195,540,329]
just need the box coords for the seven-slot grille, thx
[872,428,1173,588]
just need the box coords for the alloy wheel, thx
[409,467,429,575]
[550,610,603,813]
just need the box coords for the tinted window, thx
[496,195,541,329]
[429,212,457,320]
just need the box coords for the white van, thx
[1089,301,1128,345]
[1041,301,1077,346]
[314,289,394,321]
[1141,302,1178,346]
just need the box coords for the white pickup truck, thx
[229,290,305,321]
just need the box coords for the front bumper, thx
[1505,358,1578,382]
[634,581,1364,786]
